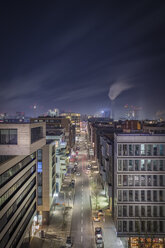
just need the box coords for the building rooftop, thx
[116,133,165,136]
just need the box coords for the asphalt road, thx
[71,134,95,248]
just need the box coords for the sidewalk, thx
[29,174,74,248]
[90,168,124,248]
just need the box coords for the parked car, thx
[95,227,102,236]
[66,236,73,247]
[95,234,104,247]
[76,172,80,176]
[93,216,100,222]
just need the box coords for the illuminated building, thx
[114,133,165,247]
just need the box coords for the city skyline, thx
[1,1,165,118]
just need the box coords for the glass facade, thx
[117,141,165,238]
[0,153,36,187]
[0,129,17,145]
[31,127,43,144]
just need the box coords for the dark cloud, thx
[0,0,165,118]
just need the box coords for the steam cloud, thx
[108,81,134,101]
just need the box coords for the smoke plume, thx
[108,81,134,101]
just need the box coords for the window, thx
[153,160,158,171]
[140,144,145,156]
[135,175,140,186]
[160,221,163,232]
[123,191,127,201]
[135,191,139,201]
[153,221,157,232]
[141,191,145,201]
[129,190,133,201]
[129,145,133,156]
[123,206,127,217]
[118,190,122,201]
[147,221,152,232]
[118,160,122,171]
[31,127,43,144]
[160,160,164,171]
[141,160,145,171]
[123,160,128,171]
[0,129,17,144]
[129,221,133,232]
[153,191,157,201]
[147,206,151,217]
[147,176,152,186]
[141,206,145,217]
[118,221,122,232]
[135,160,140,171]
[153,145,158,156]
[159,144,164,156]
[123,221,127,232]
[129,206,133,217]
[160,206,164,217]
[123,175,128,186]
[153,175,157,186]
[123,145,128,156]
[147,191,151,201]
[159,191,163,202]
[135,145,140,156]
[118,206,122,216]
[118,175,122,186]
[147,160,152,171]
[146,145,152,156]
[153,206,157,217]
[135,206,139,216]
[128,175,134,186]
[160,175,164,186]
[141,221,145,232]
[141,175,146,186]
[118,144,122,156]
[135,221,140,232]
[129,160,133,171]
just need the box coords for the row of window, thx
[0,153,36,187]
[118,220,164,233]
[118,190,164,202]
[118,175,165,187]
[118,144,165,156]
[118,159,165,171]
[9,203,36,248]
[0,129,17,145]
[0,180,36,232]
[0,165,36,209]
[0,196,36,248]
[118,205,164,218]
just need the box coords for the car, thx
[98,209,104,216]
[95,234,104,247]
[76,172,80,176]
[95,227,102,236]
[93,216,100,222]
[66,236,73,247]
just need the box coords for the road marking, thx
[81,236,83,243]
[81,219,83,224]
[82,188,83,192]
[81,206,83,211]
[81,212,83,217]
[81,227,83,232]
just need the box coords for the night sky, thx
[1,0,165,119]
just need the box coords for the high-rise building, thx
[114,133,165,247]
[0,123,46,248]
